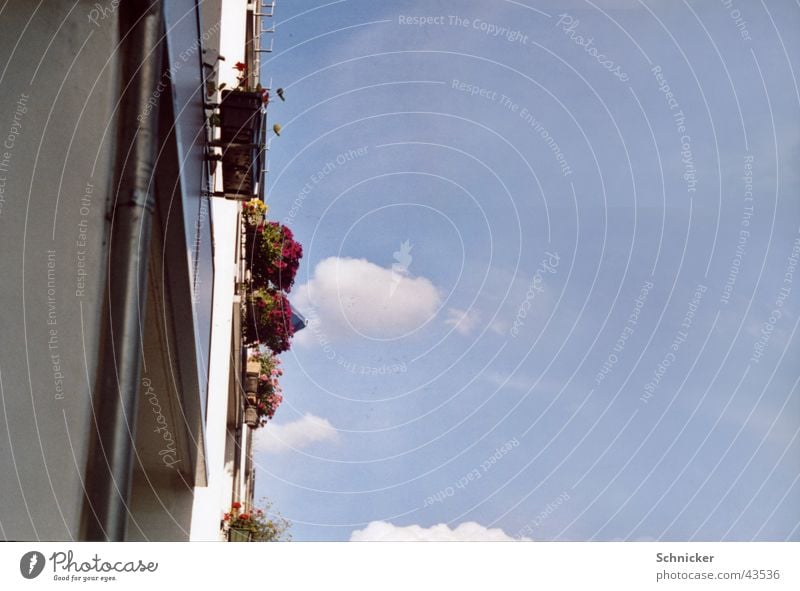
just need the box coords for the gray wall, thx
[0,1,118,540]
[0,0,220,542]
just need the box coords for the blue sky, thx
[251,0,799,541]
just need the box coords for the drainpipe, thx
[80,0,164,541]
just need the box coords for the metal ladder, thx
[254,1,275,202]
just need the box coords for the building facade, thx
[0,0,276,542]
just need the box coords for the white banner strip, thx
[1,542,797,590]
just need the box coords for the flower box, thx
[245,373,259,394]
[243,351,284,428]
[228,527,252,542]
[219,90,263,195]
[223,500,291,542]
[244,405,259,428]
[220,90,262,139]
[246,357,261,374]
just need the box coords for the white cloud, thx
[293,257,441,341]
[483,370,534,392]
[481,371,567,397]
[350,521,531,541]
[444,307,481,336]
[489,319,509,335]
[255,413,339,454]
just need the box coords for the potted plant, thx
[246,350,284,428]
[224,502,252,542]
[245,221,303,292]
[223,500,292,542]
[219,91,263,195]
[242,288,295,352]
[242,198,267,227]
[218,62,268,194]
[250,349,283,387]
[244,405,259,428]
[228,528,252,542]
[220,62,268,135]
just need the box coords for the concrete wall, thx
[189,0,247,541]
[0,0,226,542]
[0,0,118,540]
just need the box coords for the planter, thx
[220,90,262,143]
[246,358,261,374]
[244,225,258,255]
[228,527,252,542]
[219,90,263,195]
[245,373,259,395]
[243,227,259,270]
[244,405,259,428]
[221,149,259,195]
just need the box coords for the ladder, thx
[253,1,276,202]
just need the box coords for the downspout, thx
[80,0,164,541]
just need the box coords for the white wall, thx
[190,0,248,541]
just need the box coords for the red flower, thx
[234,62,247,72]
[246,222,303,293]
[224,513,230,521]
[240,513,250,520]
[243,289,295,352]
[232,501,241,510]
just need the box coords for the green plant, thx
[246,221,303,292]
[243,288,295,352]
[246,350,284,426]
[224,499,291,542]
[242,198,267,226]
